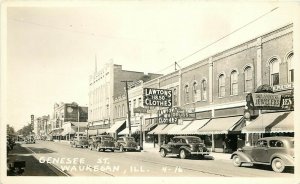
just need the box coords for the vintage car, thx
[231,137,294,173]
[88,135,116,152]
[115,136,140,152]
[70,136,88,148]
[25,135,35,144]
[159,136,210,159]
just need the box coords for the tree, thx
[16,123,33,136]
[7,124,15,135]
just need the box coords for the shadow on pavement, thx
[242,164,294,174]
[27,147,56,154]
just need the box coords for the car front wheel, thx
[160,148,166,157]
[272,158,285,173]
[232,155,242,167]
[179,149,187,159]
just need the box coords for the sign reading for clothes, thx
[143,88,172,107]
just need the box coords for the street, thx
[13,140,294,177]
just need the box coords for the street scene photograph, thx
[1,1,299,184]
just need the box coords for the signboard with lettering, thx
[246,93,293,110]
[143,88,172,107]
[272,83,294,92]
[157,107,195,124]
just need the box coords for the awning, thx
[118,126,140,135]
[155,124,176,134]
[181,119,211,134]
[269,111,293,133]
[242,111,292,133]
[88,129,108,136]
[167,121,192,135]
[148,124,168,134]
[107,120,126,133]
[142,123,158,131]
[197,116,244,134]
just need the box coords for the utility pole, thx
[121,80,133,137]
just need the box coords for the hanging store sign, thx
[246,93,294,110]
[143,88,172,107]
[272,83,294,92]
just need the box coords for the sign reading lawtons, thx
[143,88,172,107]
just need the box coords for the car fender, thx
[160,145,172,153]
[179,146,192,153]
[231,151,252,163]
[270,153,294,166]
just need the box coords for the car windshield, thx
[79,137,87,140]
[186,137,202,143]
[126,137,135,141]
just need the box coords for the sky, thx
[2,1,298,130]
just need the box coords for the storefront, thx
[107,120,126,139]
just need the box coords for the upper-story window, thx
[218,74,225,97]
[201,79,207,101]
[118,105,121,117]
[270,58,279,86]
[244,66,253,92]
[173,88,177,106]
[122,104,125,116]
[230,70,238,95]
[184,84,189,104]
[138,98,142,107]
[192,81,198,102]
[287,53,294,83]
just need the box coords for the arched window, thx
[201,80,207,101]
[118,105,121,117]
[115,106,117,117]
[192,81,198,102]
[287,53,294,83]
[230,70,238,95]
[173,88,177,106]
[122,104,125,116]
[270,59,279,86]
[244,66,253,92]
[184,84,189,104]
[218,74,225,97]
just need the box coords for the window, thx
[192,81,198,102]
[256,140,268,147]
[118,105,121,117]
[287,54,294,83]
[244,66,253,92]
[270,59,279,86]
[218,74,225,97]
[133,99,136,109]
[201,80,207,101]
[184,84,189,103]
[230,70,238,95]
[173,88,177,106]
[122,104,125,116]
[270,140,284,147]
[138,98,142,107]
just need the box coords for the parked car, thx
[70,136,88,148]
[115,136,140,152]
[25,136,35,144]
[231,137,294,173]
[159,136,210,159]
[88,135,115,152]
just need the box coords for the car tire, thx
[160,148,167,157]
[120,145,124,152]
[272,158,285,173]
[198,155,205,160]
[111,149,115,152]
[179,149,187,159]
[232,155,242,167]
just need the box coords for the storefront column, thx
[256,37,262,87]
[211,134,215,152]
[158,134,161,147]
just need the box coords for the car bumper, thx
[124,146,138,150]
[190,151,210,155]
[99,147,115,150]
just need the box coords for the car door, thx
[171,138,179,154]
[251,140,269,162]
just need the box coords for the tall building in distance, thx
[88,60,161,132]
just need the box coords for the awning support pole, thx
[212,134,215,152]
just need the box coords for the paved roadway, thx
[19,140,294,177]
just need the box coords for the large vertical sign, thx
[143,88,172,107]
[31,114,34,132]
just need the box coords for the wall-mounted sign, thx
[143,88,172,107]
[272,83,294,92]
[246,93,293,110]
[157,107,195,124]
[252,93,281,108]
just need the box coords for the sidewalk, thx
[7,143,63,176]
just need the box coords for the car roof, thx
[173,136,200,139]
[258,136,293,141]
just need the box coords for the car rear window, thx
[186,137,202,143]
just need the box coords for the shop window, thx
[244,66,253,92]
[218,74,225,97]
[230,70,238,95]
[270,58,279,86]
[201,79,207,101]
[287,53,294,83]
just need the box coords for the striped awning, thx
[148,124,168,134]
[242,111,293,133]
[167,121,192,135]
[181,119,211,134]
[118,126,140,135]
[88,129,108,136]
[197,116,244,134]
[155,124,176,134]
[107,120,126,133]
